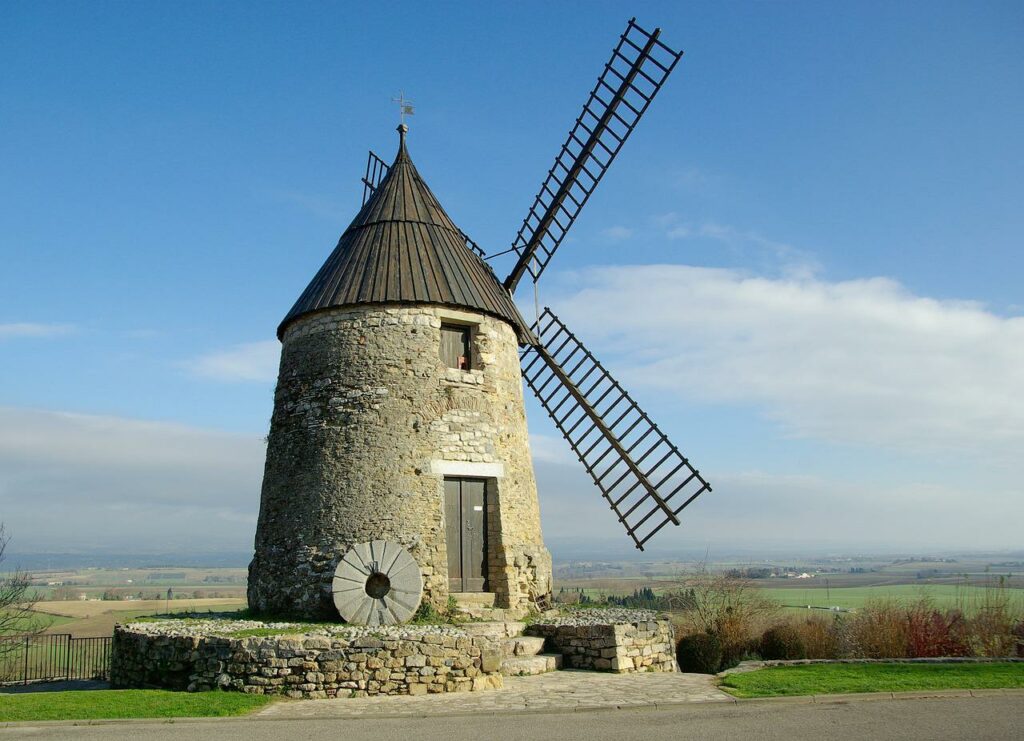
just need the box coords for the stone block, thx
[480,648,503,673]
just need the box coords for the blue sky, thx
[2,1,1022,557]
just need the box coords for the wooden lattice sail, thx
[521,309,711,550]
[504,19,684,291]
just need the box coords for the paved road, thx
[3,695,1022,740]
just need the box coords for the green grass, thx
[33,613,79,630]
[0,689,274,722]
[222,627,322,638]
[0,610,76,632]
[720,662,1024,698]
[755,584,1024,613]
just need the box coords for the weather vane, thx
[392,90,415,125]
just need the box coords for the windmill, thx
[364,19,711,552]
[248,18,710,621]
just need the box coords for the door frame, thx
[444,476,490,593]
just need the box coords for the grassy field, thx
[31,598,247,638]
[755,584,1024,613]
[556,581,1024,616]
[27,567,248,601]
[0,690,273,722]
[720,662,1024,698]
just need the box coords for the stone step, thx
[459,621,527,640]
[502,636,547,658]
[450,591,496,607]
[453,606,522,622]
[499,653,562,677]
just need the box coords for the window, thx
[440,323,471,370]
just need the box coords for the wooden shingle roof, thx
[279,127,532,342]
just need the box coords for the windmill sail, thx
[521,309,710,550]
[361,150,390,205]
[459,230,487,259]
[503,18,683,292]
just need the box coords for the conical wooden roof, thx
[279,127,532,342]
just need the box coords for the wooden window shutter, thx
[440,324,471,370]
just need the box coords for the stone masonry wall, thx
[111,623,504,698]
[526,612,678,673]
[248,304,551,619]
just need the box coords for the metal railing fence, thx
[0,633,111,685]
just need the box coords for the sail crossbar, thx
[503,18,683,292]
[361,150,390,205]
[521,308,710,550]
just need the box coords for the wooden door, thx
[444,478,488,592]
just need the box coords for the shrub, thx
[970,608,1019,657]
[677,632,723,674]
[905,602,970,658]
[847,600,909,659]
[792,615,839,659]
[671,563,779,665]
[1011,621,1024,658]
[759,624,807,660]
[966,578,1020,657]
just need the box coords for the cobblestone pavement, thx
[256,670,733,719]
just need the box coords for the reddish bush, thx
[905,605,970,658]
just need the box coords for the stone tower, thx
[248,127,552,620]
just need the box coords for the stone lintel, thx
[434,307,485,325]
[428,460,505,478]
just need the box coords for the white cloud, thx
[671,167,712,192]
[666,225,692,239]
[0,407,264,552]
[552,265,1024,459]
[0,404,1014,557]
[664,221,821,278]
[533,453,1023,553]
[601,226,633,241]
[0,322,75,339]
[529,433,574,465]
[187,340,280,382]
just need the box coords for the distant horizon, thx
[6,542,1024,574]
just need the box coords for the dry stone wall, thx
[248,304,551,619]
[526,610,678,673]
[111,622,504,698]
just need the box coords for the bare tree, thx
[0,523,42,651]
[666,560,779,664]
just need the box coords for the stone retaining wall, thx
[111,623,503,698]
[526,611,677,673]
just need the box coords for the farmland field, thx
[553,554,1024,615]
[30,598,247,638]
[756,584,1024,613]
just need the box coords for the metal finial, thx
[392,90,415,125]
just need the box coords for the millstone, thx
[332,540,423,625]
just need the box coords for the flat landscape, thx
[7,551,1020,640]
[553,554,1024,613]
[31,598,247,637]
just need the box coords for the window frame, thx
[439,321,473,371]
